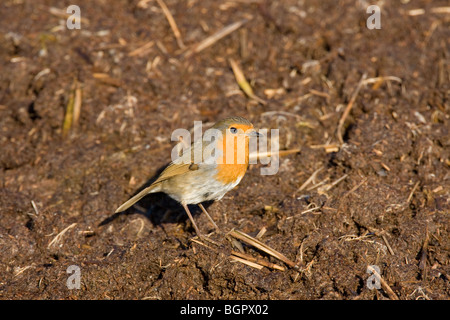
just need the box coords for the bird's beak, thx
[247,129,262,137]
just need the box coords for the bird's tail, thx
[115,183,162,213]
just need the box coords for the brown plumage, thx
[115,116,260,237]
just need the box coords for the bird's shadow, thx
[99,163,213,232]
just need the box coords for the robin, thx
[115,116,260,237]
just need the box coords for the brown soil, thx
[0,0,449,300]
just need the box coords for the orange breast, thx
[215,134,249,185]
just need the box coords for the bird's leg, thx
[181,202,220,246]
[181,202,203,237]
[198,203,220,231]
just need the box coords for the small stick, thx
[61,79,82,136]
[337,73,367,144]
[430,6,450,14]
[14,265,34,278]
[155,0,185,49]
[239,28,248,59]
[306,177,328,191]
[286,205,321,220]
[231,250,285,271]
[418,230,429,272]
[309,144,340,153]
[229,58,266,105]
[228,236,245,253]
[31,200,39,215]
[128,41,154,57]
[366,265,399,300]
[62,81,75,138]
[362,76,402,86]
[407,181,420,203]
[190,238,217,252]
[249,149,300,162]
[184,18,249,58]
[309,89,330,101]
[92,73,122,87]
[381,234,395,255]
[230,255,264,270]
[48,223,77,249]
[342,177,368,198]
[229,229,297,269]
[298,167,323,191]
[317,174,348,193]
[309,144,339,149]
[72,83,82,129]
[408,7,450,16]
[408,8,425,16]
[255,226,267,239]
[261,111,302,119]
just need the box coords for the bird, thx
[115,116,260,238]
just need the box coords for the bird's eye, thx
[230,127,238,134]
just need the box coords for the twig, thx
[318,174,348,193]
[298,167,323,191]
[14,265,35,278]
[407,181,420,203]
[230,255,264,270]
[430,6,450,14]
[381,234,395,255]
[339,233,372,242]
[228,229,297,269]
[249,149,300,162]
[155,0,185,49]
[31,200,39,215]
[261,111,302,119]
[62,84,74,138]
[229,58,266,105]
[131,218,145,238]
[72,83,82,129]
[239,28,248,59]
[231,250,285,271]
[92,73,122,87]
[342,177,368,198]
[286,204,321,220]
[407,7,450,16]
[190,231,221,246]
[48,223,77,249]
[362,76,402,86]
[190,238,217,252]
[307,177,328,191]
[62,79,81,138]
[418,230,429,273]
[309,144,340,153]
[337,73,367,144]
[183,18,249,58]
[309,89,330,101]
[255,226,267,239]
[128,41,155,57]
[367,265,399,300]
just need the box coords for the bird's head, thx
[211,116,260,138]
[205,116,260,166]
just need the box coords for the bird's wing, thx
[151,139,204,184]
[115,140,214,213]
[114,162,192,213]
[152,162,193,184]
